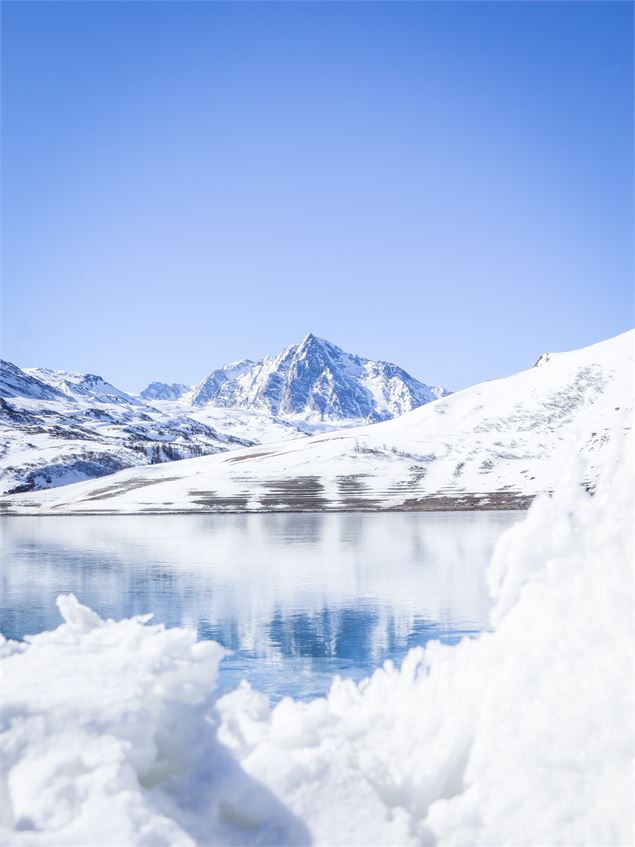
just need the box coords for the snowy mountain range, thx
[140,333,447,422]
[176,333,448,422]
[0,360,252,494]
[3,329,631,513]
[0,335,445,494]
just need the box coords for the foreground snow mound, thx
[0,600,308,846]
[1,434,632,846]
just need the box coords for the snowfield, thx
[1,427,632,846]
[4,329,632,514]
[0,361,253,495]
[0,333,445,496]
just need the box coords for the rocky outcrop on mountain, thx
[0,362,251,494]
[140,382,191,401]
[187,334,447,422]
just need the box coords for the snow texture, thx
[0,429,632,846]
[7,329,631,513]
[0,362,252,495]
[1,334,444,495]
[185,333,447,422]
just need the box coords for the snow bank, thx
[1,434,632,846]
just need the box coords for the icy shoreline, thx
[1,436,632,846]
[0,493,533,516]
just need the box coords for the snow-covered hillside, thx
[147,333,448,423]
[24,368,144,406]
[1,336,445,493]
[0,362,252,494]
[4,330,631,513]
[0,429,631,846]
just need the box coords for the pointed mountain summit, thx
[188,334,448,422]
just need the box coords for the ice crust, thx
[1,434,632,846]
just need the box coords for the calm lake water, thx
[0,512,521,699]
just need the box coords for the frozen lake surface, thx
[0,511,521,699]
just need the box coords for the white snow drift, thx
[1,428,632,846]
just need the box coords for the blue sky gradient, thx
[2,1,633,391]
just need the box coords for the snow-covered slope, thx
[0,433,631,846]
[1,336,445,494]
[0,361,67,402]
[5,330,631,513]
[0,362,251,494]
[24,368,144,406]
[150,333,448,423]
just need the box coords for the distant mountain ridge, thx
[146,333,448,423]
[0,335,446,493]
[140,382,191,401]
[1,360,68,402]
[10,329,630,513]
[0,359,251,494]
[25,368,144,406]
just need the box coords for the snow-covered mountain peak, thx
[294,332,334,356]
[297,330,317,348]
[1,360,67,402]
[223,359,256,371]
[24,368,143,406]
[189,359,256,407]
[293,333,354,363]
[140,382,191,401]
[189,335,447,422]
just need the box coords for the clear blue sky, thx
[1,1,633,392]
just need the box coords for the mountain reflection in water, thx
[0,511,521,699]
